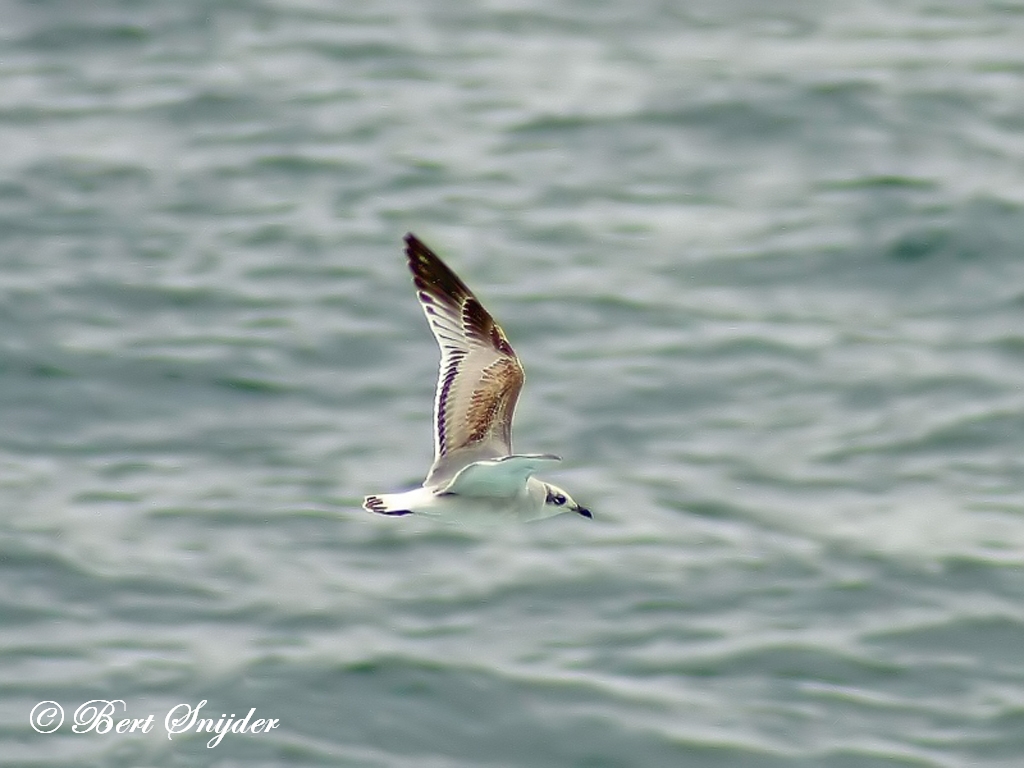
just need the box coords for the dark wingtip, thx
[404,232,429,261]
[402,233,478,311]
[404,233,427,263]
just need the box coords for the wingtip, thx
[496,453,561,463]
[404,232,426,255]
[404,232,437,271]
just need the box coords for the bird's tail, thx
[363,494,413,516]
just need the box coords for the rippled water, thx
[3,1,1024,766]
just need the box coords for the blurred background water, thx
[3,0,1024,766]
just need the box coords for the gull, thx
[363,234,590,523]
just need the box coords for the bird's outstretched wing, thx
[405,233,525,487]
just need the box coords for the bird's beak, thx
[575,505,592,519]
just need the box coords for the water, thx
[3,1,1024,766]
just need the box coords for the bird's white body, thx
[366,477,560,525]
[362,235,589,524]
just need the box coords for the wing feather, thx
[405,234,525,486]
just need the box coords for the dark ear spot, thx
[545,486,566,506]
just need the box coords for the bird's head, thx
[544,483,592,519]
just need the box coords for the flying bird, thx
[363,234,590,523]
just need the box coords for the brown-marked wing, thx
[405,234,524,486]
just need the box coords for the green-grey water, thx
[3,1,1024,766]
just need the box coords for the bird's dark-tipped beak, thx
[575,506,592,519]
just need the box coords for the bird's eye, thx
[554,494,566,506]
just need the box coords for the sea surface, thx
[3,1,1024,766]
